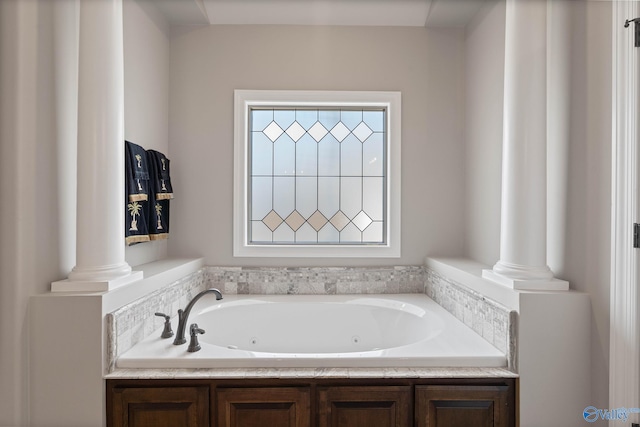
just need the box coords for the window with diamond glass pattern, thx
[249,108,386,245]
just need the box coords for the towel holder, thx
[624,17,640,47]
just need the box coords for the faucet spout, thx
[173,288,222,345]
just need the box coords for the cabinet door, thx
[110,386,209,427]
[318,386,411,427]
[415,385,511,427]
[217,387,311,427]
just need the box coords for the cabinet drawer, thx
[109,386,209,427]
[318,386,412,427]
[217,387,311,427]
[415,385,512,427]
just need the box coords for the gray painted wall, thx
[124,0,171,267]
[463,0,505,267]
[168,24,467,266]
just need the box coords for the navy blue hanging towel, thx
[146,150,173,200]
[146,149,171,240]
[148,198,170,240]
[125,149,150,245]
[125,141,150,202]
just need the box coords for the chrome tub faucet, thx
[173,288,222,345]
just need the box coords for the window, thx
[234,90,400,257]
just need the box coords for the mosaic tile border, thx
[424,267,518,372]
[106,265,517,374]
[205,266,424,295]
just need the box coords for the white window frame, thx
[233,89,401,258]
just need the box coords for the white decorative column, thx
[483,0,568,291]
[52,0,141,292]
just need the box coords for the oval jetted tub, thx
[117,294,506,369]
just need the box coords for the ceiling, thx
[151,0,486,28]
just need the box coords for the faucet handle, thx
[187,323,205,353]
[154,312,174,339]
[190,323,205,335]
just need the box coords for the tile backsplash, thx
[106,269,208,372]
[424,267,518,372]
[206,266,424,295]
[107,265,518,373]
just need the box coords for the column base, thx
[482,269,569,291]
[51,270,143,292]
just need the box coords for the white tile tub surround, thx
[106,265,517,373]
[424,267,518,372]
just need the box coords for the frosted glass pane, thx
[274,110,295,130]
[363,110,384,132]
[296,133,317,176]
[251,221,272,243]
[330,211,349,231]
[251,177,272,220]
[362,221,383,243]
[340,134,362,177]
[308,122,329,142]
[318,134,340,176]
[246,107,388,247]
[353,122,373,142]
[340,222,361,243]
[263,121,284,142]
[363,132,384,177]
[341,110,362,130]
[285,210,305,231]
[273,223,294,242]
[318,224,339,243]
[251,132,272,176]
[295,110,317,130]
[330,122,350,142]
[273,134,295,175]
[251,109,273,132]
[318,110,340,130]
[308,210,329,232]
[273,177,295,218]
[296,177,317,218]
[318,177,339,218]
[340,177,361,219]
[363,177,383,221]
[285,122,306,142]
[295,222,317,243]
[352,211,372,232]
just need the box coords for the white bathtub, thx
[117,294,506,369]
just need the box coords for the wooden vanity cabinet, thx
[217,387,311,427]
[318,386,411,427]
[106,378,516,427]
[415,385,514,427]
[107,384,209,427]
